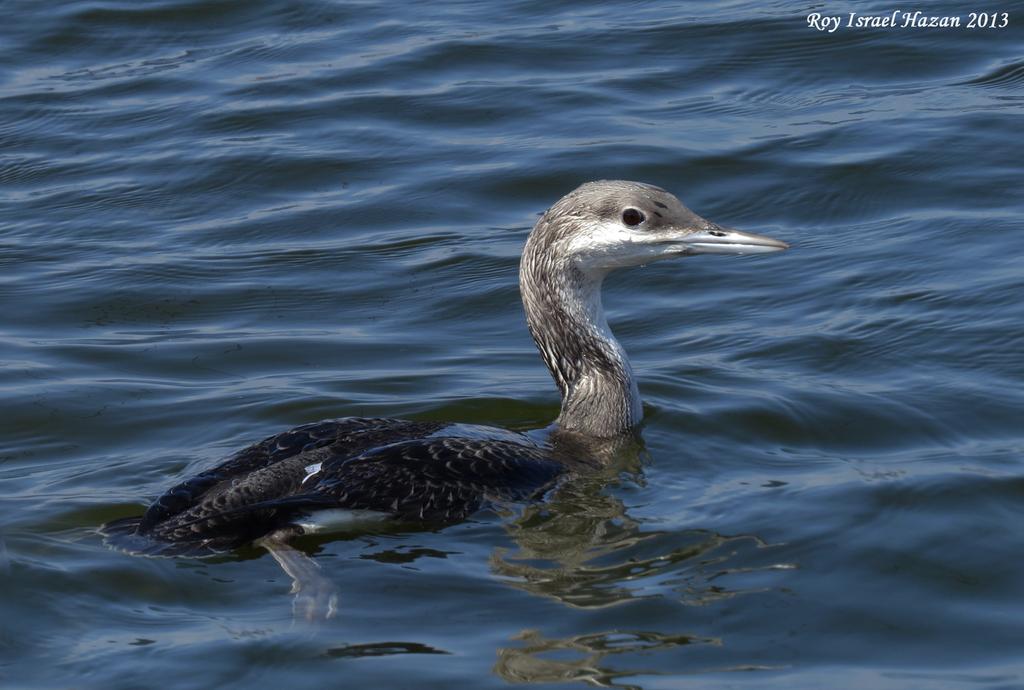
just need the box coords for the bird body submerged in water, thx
[103,181,788,611]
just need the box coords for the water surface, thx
[2,1,1023,688]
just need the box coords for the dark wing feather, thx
[136,417,441,532]
[147,438,565,540]
[312,437,566,522]
[102,418,566,556]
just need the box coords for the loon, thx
[103,180,788,616]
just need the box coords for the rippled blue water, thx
[3,1,1023,687]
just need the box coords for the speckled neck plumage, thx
[520,206,642,438]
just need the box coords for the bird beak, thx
[676,224,790,255]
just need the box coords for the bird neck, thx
[520,241,642,438]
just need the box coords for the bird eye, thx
[621,208,645,226]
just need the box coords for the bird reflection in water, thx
[488,435,794,685]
